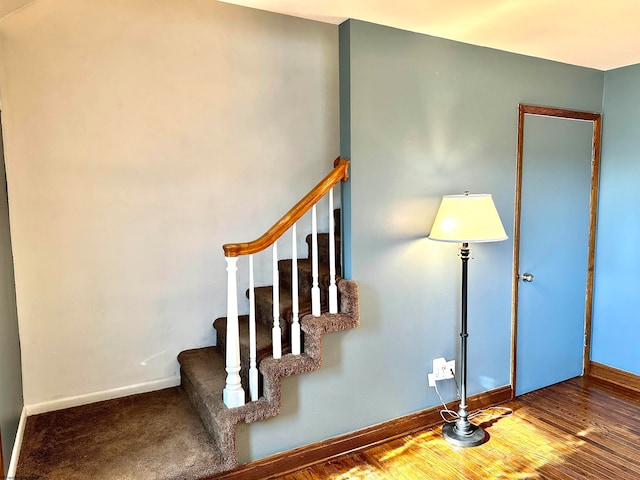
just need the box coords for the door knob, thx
[521,273,534,282]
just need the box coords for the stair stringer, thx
[205,278,359,473]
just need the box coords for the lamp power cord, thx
[434,371,513,424]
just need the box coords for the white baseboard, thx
[7,406,27,479]
[25,375,181,416]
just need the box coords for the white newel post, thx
[248,254,258,401]
[328,187,338,314]
[291,223,301,354]
[311,205,321,316]
[272,242,282,359]
[223,256,245,408]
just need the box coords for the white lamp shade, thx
[429,193,508,243]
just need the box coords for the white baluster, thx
[248,254,258,401]
[223,256,245,408]
[311,205,321,316]
[291,223,301,355]
[328,187,338,314]
[272,242,282,359]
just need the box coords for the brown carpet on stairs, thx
[16,387,223,480]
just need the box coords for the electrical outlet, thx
[431,357,455,382]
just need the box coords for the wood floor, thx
[272,377,640,479]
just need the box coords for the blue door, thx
[516,113,594,396]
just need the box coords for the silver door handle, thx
[521,273,534,282]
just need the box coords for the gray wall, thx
[0,0,338,407]
[591,64,640,373]
[239,20,604,462]
[0,117,22,476]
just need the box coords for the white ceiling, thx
[1,1,638,70]
[220,0,640,71]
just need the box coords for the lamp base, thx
[442,422,486,447]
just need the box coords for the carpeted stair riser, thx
[213,315,287,370]
[333,208,341,235]
[252,285,326,329]
[278,259,340,306]
[212,316,257,392]
[305,232,341,271]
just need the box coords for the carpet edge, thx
[25,375,181,415]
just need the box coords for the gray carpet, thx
[16,387,223,480]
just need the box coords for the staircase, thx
[177,161,359,476]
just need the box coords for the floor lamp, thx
[429,193,507,447]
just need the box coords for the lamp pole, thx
[441,242,486,447]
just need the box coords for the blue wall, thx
[591,64,640,374]
[342,19,603,410]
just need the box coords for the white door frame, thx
[510,103,602,397]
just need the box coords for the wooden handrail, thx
[223,157,349,257]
